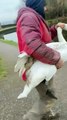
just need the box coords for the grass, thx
[0,39,17,47]
[0,39,17,79]
[0,57,7,79]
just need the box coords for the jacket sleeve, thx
[49,25,57,40]
[20,15,60,65]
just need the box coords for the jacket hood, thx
[17,7,44,21]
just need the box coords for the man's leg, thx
[35,78,58,117]
[46,78,57,99]
[23,78,59,120]
[23,80,47,120]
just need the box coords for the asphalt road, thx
[0,41,67,120]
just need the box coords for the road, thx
[0,41,67,120]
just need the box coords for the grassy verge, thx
[0,57,7,79]
[0,39,17,47]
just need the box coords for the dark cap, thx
[26,0,46,18]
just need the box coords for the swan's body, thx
[14,24,67,99]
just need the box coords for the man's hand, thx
[56,58,64,69]
[55,22,65,29]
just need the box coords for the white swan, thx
[14,24,67,99]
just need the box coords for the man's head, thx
[26,0,47,19]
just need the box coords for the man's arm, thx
[49,25,57,40]
[20,15,61,65]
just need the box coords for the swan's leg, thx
[23,78,59,120]
[23,81,47,120]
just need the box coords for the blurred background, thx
[0,0,67,42]
[46,0,67,19]
[0,0,26,25]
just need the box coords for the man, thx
[16,0,65,119]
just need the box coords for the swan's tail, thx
[17,84,33,99]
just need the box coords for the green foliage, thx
[0,57,7,79]
[46,0,67,19]
[0,39,17,47]
[63,31,67,41]
[47,17,67,41]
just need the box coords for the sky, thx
[0,0,26,25]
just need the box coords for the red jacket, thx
[16,7,60,65]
